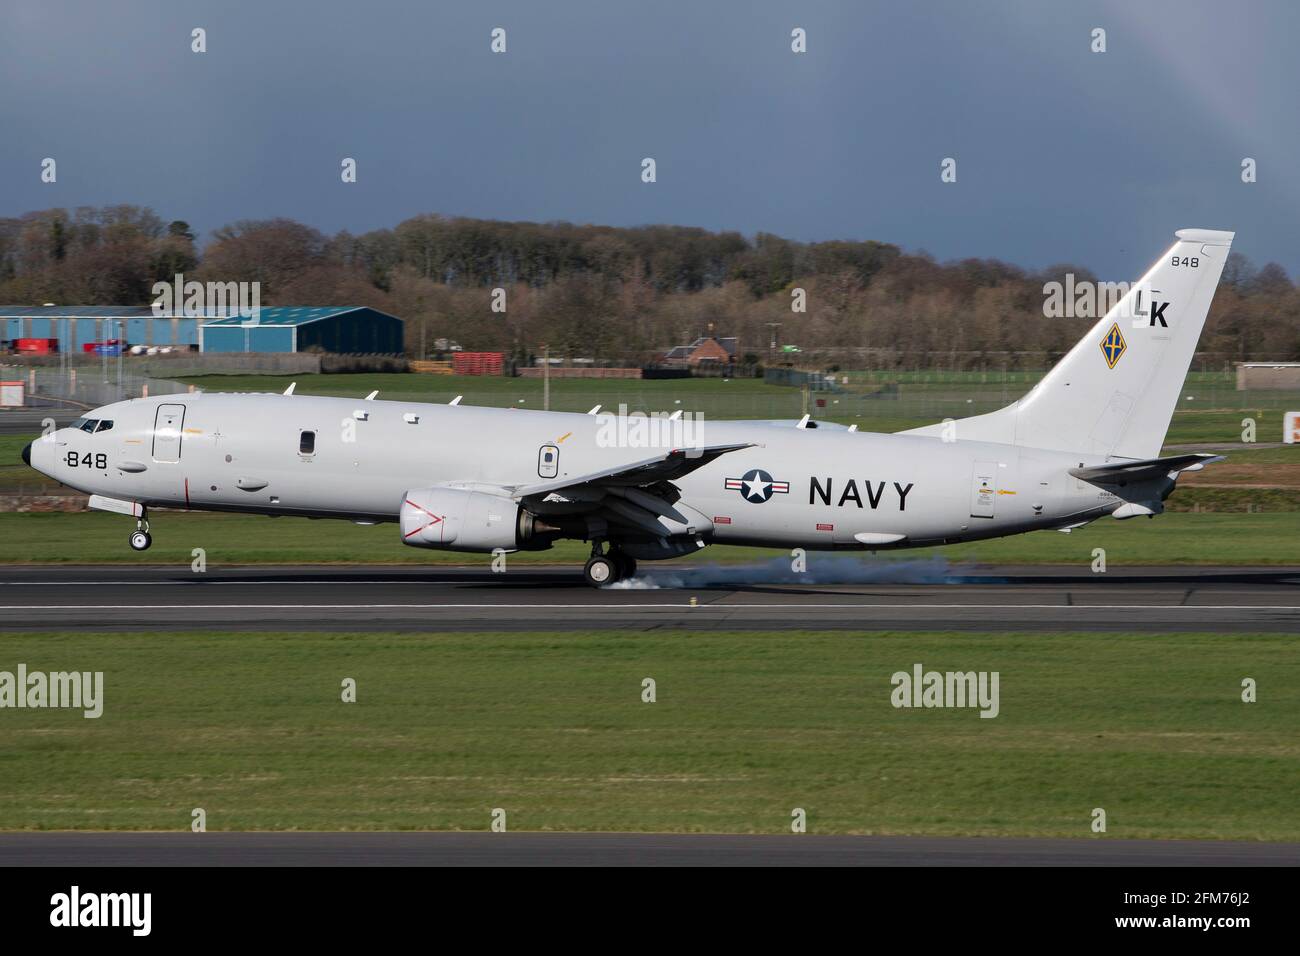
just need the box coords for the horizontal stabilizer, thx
[1069,453,1223,486]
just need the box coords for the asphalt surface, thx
[0,563,1298,632]
[2,832,1295,866]
[3,563,1295,866]
[0,409,73,435]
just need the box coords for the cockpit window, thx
[78,419,99,433]
[95,420,114,433]
[70,418,87,430]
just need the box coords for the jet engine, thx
[400,486,551,552]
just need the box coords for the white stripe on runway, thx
[0,580,462,586]
[2,603,1299,611]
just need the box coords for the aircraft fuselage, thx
[27,392,1137,553]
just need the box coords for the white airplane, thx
[23,229,1233,587]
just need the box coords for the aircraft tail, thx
[902,228,1234,460]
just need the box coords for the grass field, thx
[0,435,61,496]
[1,629,1295,837]
[0,510,1298,566]
[180,372,810,418]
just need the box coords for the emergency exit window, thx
[299,430,316,456]
[538,444,559,478]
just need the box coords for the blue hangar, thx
[199,307,404,354]
[1,305,403,355]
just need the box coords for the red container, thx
[82,339,123,353]
[16,338,58,354]
[452,352,504,376]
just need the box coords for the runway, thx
[1,831,1295,866]
[1,564,1298,632]
[0,409,71,435]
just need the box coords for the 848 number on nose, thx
[66,451,108,469]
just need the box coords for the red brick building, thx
[661,336,737,368]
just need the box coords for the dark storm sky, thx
[2,0,1296,279]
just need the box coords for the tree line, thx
[0,205,1295,368]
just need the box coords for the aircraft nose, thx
[21,442,31,466]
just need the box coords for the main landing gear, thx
[583,543,637,587]
[129,511,152,551]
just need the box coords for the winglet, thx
[587,405,601,415]
[283,382,296,396]
[365,390,379,400]
[449,395,462,406]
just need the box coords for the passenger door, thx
[152,404,185,462]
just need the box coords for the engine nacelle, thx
[401,486,526,552]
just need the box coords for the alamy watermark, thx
[890,663,999,718]
[50,886,150,936]
[0,664,103,718]
[1043,276,1170,327]
[152,272,261,322]
[595,404,705,450]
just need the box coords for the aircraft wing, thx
[509,442,753,499]
[1068,453,1223,486]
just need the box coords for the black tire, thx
[583,555,617,587]
[129,530,152,551]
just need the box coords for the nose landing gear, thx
[129,512,152,551]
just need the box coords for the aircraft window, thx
[70,418,87,430]
[537,443,560,478]
[95,420,114,433]
[78,419,99,433]
[299,430,316,455]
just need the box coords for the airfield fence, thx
[9,360,1298,425]
[3,364,192,410]
[215,366,1298,428]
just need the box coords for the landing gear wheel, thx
[129,530,152,551]
[584,555,617,587]
[610,552,637,579]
